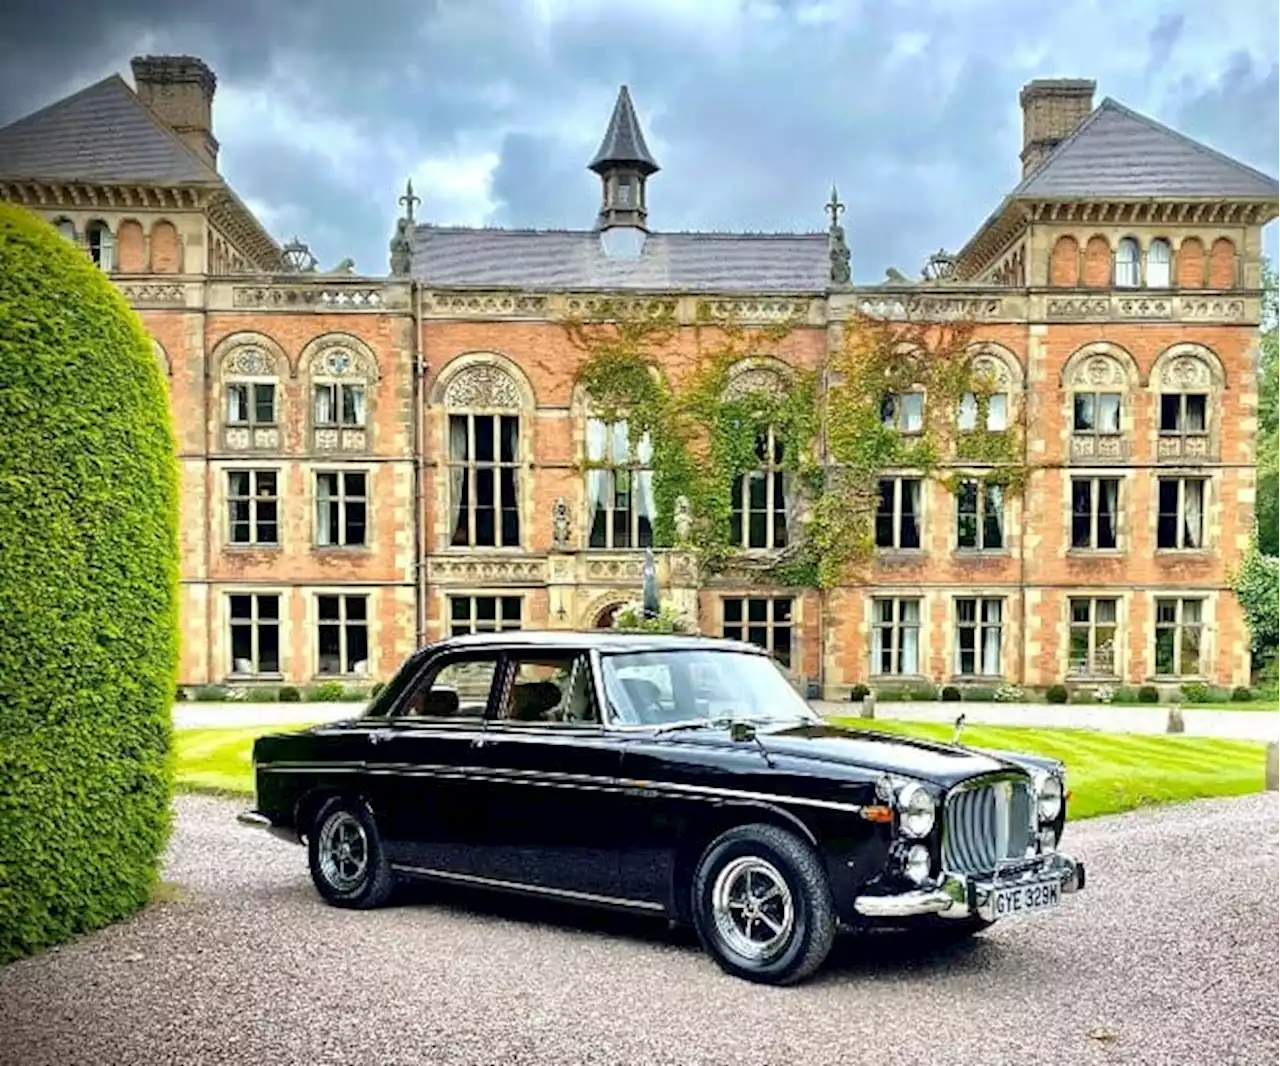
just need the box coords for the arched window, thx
[85,221,115,271]
[1115,238,1140,288]
[441,360,526,548]
[1153,345,1224,463]
[1063,345,1134,464]
[1147,239,1172,288]
[218,340,283,452]
[308,343,374,453]
[586,415,654,549]
[724,364,791,551]
[53,218,76,242]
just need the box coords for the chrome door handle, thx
[471,736,488,748]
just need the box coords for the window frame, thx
[1158,393,1209,439]
[313,381,367,429]
[227,468,280,547]
[585,416,655,550]
[315,593,370,678]
[955,478,1006,552]
[448,594,524,637]
[730,425,789,551]
[880,390,926,435]
[875,476,924,552]
[1069,475,1121,551]
[953,596,1004,678]
[1147,238,1172,289]
[226,380,278,428]
[870,596,923,677]
[721,596,795,670]
[314,469,369,549]
[1115,237,1140,288]
[1156,476,1208,551]
[1067,596,1120,678]
[1071,391,1123,439]
[1153,597,1206,679]
[228,592,282,678]
[447,411,523,548]
[85,220,115,271]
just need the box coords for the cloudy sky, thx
[2,0,1276,279]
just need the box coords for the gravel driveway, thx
[2,794,1276,1066]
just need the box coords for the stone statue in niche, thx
[552,496,572,550]
[673,495,693,543]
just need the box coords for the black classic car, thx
[240,631,1086,985]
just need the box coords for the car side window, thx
[397,654,499,720]
[497,653,597,725]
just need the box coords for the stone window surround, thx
[1066,472,1127,553]
[313,466,373,551]
[719,594,797,672]
[225,588,285,680]
[1064,590,1129,680]
[950,594,1006,680]
[1147,591,1215,683]
[445,590,527,637]
[311,589,374,680]
[867,591,927,679]
[224,464,282,549]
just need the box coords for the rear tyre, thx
[307,796,396,909]
[691,823,836,986]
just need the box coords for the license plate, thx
[991,879,1061,918]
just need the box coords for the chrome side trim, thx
[389,863,666,912]
[256,760,864,814]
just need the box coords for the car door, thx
[463,648,628,901]
[363,649,502,876]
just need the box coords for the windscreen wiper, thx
[652,716,777,767]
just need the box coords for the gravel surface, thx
[2,793,1276,1066]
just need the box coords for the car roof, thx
[426,630,769,656]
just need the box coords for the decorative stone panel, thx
[1069,435,1130,463]
[425,292,548,317]
[427,557,548,584]
[442,364,523,409]
[232,285,387,309]
[117,281,186,306]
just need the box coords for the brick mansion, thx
[1,57,1275,695]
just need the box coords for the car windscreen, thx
[599,649,818,727]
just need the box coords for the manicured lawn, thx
[830,718,1269,819]
[176,720,1269,821]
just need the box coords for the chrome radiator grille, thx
[943,776,1034,875]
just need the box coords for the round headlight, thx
[897,782,936,838]
[903,843,931,885]
[1035,773,1063,822]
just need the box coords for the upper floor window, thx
[1159,393,1207,437]
[1065,349,1131,463]
[86,221,115,271]
[1073,391,1121,437]
[1147,239,1172,288]
[1154,348,1220,462]
[228,470,279,546]
[316,471,367,548]
[958,391,1007,432]
[956,479,1004,551]
[219,342,284,452]
[875,477,922,551]
[1115,237,1140,288]
[881,391,924,434]
[442,362,525,549]
[587,418,654,549]
[1071,476,1120,550]
[229,382,277,426]
[615,180,632,206]
[308,343,376,453]
[1157,477,1206,550]
[54,219,76,242]
[731,427,788,550]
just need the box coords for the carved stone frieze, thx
[428,557,548,584]
[857,295,1003,320]
[1115,297,1173,319]
[585,557,645,582]
[314,424,371,453]
[224,346,276,377]
[313,346,371,379]
[564,296,676,319]
[1047,296,1111,318]
[425,293,548,317]
[1046,294,1248,322]
[1161,355,1212,391]
[1179,297,1245,321]
[969,354,1011,389]
[232,285,386,309]
[1070,354,1127,389]
[723,367,786,401]
[1157,435,1212,462]
[117,282,185,305]
[442,364,523,409]
[1069,435,1129,463]
[701,298,810,323]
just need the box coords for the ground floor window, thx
[954,598,1003,676]
[317,594,369,676]
[229,593,280,675]
[872,597,921,675]
[1154,597,1204,677]
[1068,597,1118,676]
[449,595,523,637]
[721,597,793,668]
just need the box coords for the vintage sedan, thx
[240,632,1086,985]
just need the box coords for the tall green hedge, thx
[0,204,179,962]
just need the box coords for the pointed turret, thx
[589,86,659,233]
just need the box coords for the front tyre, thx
[691,823,836,986]
[307,797,396,909]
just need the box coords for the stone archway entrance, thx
[593,602,623,629]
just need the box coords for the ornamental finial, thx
[825,185,845,226]
[398,178,421,222]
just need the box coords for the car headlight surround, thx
[1034,771,1064,822]
[902,843,931,885]
[896,782,936,838]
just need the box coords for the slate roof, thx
[589,86,659,175]
[0,74,219,183]
[411,226,830,292]
[1014,98,1279,200]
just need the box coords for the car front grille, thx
[943,775,1035,875]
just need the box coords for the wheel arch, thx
[294,784,379,841]
[669,800,821,923]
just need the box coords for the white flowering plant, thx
[992,683,1026,703]
[612,600,694,635]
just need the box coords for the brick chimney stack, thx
[131,55,219,170]
[1019,78,1095,177]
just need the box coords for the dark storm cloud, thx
[1,0,1275,276]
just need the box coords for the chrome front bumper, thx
[853,852,1086,921]
[237,809,301,845]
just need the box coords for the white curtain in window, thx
[635,431,654,466]
[1147,239,1172,287]
[905,478,922,522]
[1116,238,1140,287]
[981,601,1002,675]
[987,394,1008,431]
[902,393,924,433]
[587,469,606,526]
[314,385,334,425]
[449,417,467,533]
[1098,393,1121,434]
[987,483,1005,541]
[1101,478,1119,543]
[1185,395,1206,433]
[228,386,248,423]
[636,470,657,523]
[899,600,920,674]
[958,392,978,431]
[348,385,367,426]
[586,418,607,462]
[611,419,630,462]
[316,478,334,545]
[1184,480,1203,548]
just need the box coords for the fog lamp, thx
[903,843,931,885]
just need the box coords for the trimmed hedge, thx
[0,205,179,963]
